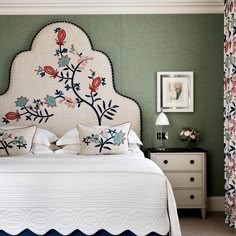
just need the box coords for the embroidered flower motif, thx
[89,77,102,92]
[58,97,76,108]
[44,95,57,108]
[15,96,29,107]
[77,56,93,64]
[70,44,81,56]
[113,130,126,146]
[58,55,71,67]
[56,29,66,46]
[3,133,9,139]
[83,137,90,145]
[44,66,58,78]
[32,28,119,126]
[35,66,45,77]
[5,111,21,121]
[100,130,108,139]
[90,134,99,143]
[33,99,43,110]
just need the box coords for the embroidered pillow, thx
[0,126,58,146]
[0,126,37,156]
[57,126,142,146]
[78,122,131,155]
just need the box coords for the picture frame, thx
[157,71,194,112]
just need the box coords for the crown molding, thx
[0,0,224,15]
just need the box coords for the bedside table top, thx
[147,147,207,153]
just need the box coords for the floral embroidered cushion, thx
[56,126,142,146]
[78,122,131,155]
[0,126,58,146]
[0,125,37,156]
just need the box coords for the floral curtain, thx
[224,0,236,229]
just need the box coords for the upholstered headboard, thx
[0,22,141,138]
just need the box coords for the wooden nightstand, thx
[147,148,207,219]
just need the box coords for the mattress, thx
[0,153,181,236]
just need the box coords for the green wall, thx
[0,15,224,196]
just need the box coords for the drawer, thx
[150,153,202,171]
[165,172,202,188]
[174,190,203,206]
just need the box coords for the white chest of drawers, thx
[148,148,207,219]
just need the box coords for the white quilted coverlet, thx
[0,153,181,236]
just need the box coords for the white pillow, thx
[55,144,80,155]
[56,126,142,146]
[34,128,58,146]
[0,125,37,156]
[31,144,54,154]
[0,126,58,146]
[128,143,143,155]
[78,122,131,155]
[128,129,143,145]
[56,127,79,145]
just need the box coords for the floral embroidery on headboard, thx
[2,27,119,125]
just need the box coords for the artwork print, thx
[157,72,194,112]
[162,76,189,108]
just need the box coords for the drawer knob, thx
[190,160,195,164]
[163,160,168,164]
[190,177,195,182]
[190,195,195,200]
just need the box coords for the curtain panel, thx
[224,0,236,229]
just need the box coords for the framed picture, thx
[157,71,194,112]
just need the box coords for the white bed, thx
[0,21,181,236]
[0,153,180,236]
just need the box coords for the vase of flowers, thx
[179,127,200,148]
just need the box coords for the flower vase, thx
[184,141,195,149]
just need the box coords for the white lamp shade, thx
[155,112,169,126]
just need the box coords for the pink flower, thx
[64,97,76,108]
[184,130,191,137]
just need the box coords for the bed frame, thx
[0,22,171,236]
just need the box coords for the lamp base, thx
[157,146,166,151]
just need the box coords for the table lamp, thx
[155,111,169,150]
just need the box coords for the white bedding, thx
[0,153,181,236]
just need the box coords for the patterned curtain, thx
[224,0,236,229]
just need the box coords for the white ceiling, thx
[0,0,224,15]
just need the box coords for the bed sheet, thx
[0,153,181,236]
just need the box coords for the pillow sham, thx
[0,126,58,146]
[56,126,142,146]
[78,122,131,155]
[56,127,79,145]
[128,129,143,145]
[0,125,37,156]
[34,128,58,146]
